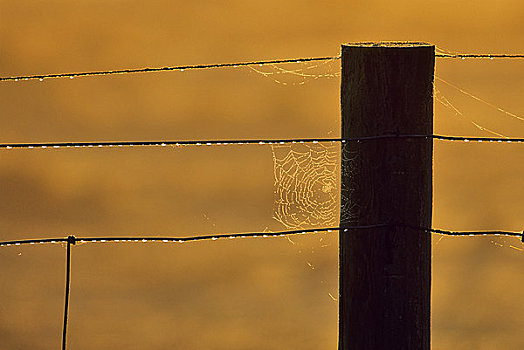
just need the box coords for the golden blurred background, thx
[0,1,523,349]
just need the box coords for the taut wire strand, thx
[431,134,524,142]
[1,134,524,151]
[0,227,349,247]
[61,236,75,350]
[1,226,522,248]
[0,56,340,82]
[435,54,524,58]
[0,138,342,150]
[2,53,523,82]
[0,237,68,245]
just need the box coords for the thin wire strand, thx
[1,134,523,151]
[2,53,523,82]
[1,225,522,247]
[425,228,523,238]
[61,236,74,350]
[435,54,524,59]
[0,237,68,245]
[432,134,524,143]
[0,56,340,82]
[0,138,342,150]
[0,227,357,247]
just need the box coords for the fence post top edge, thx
[342,42,434,49]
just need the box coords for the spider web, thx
[271,142,356,230]
[248,58,340,86]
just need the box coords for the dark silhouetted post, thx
[339,42,434,350]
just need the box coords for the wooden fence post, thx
[339,42,434,350]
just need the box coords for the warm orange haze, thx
[0,1,523,349]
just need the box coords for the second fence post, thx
[339,42,434,350]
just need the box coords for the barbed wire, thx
[1,225,522,247]
[1,53,523,82]
[1,134,523,151]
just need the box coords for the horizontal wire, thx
[76,226,355,243]
[0,237,68,246]
[0,56,340,82]
[1,134,523,151]
[431,135,524,143]
[435,54,524,59]
[1,53,522,82]
[397,224,523,239]
[1,225,522,247]
[0,138,342,149]
[347,226,524,240]
[424,228,523,238]
[0,226,357,247]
